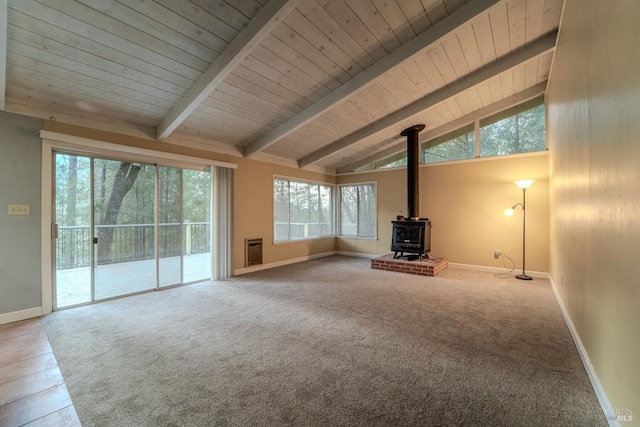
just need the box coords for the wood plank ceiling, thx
[2,0,563,174]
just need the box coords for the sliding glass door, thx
[158,167,183,287]
[94,159,156,299]
[54,154,92,307]
[157,167,212,287]
[54,153,213,309]
[182,169,212,283]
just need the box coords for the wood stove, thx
[391,124,431,260]
[391,219,430,259]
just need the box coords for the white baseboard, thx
[333,254,553,279]
[233,251,337,276]
[548,277,619,427]
[447,262,550,279]
[0,307,43,325]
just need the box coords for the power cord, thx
[494,252,516,278]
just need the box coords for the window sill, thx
[337,236,377,241]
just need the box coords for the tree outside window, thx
[480,103,545,157]
[423,128,475,164]
[339,183,376,238]
[274,178,334,242]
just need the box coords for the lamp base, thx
[516,274,533,281]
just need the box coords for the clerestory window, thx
[364,96,546,170]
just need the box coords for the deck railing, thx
[274,222,332,241]
[56,223,210,270]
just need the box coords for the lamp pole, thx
[516,186,532,280]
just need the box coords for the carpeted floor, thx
[41,256,607,426]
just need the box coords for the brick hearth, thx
[371,254,448,277]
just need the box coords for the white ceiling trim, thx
[337,82,548,174]
[0,0,7,110]
[243,0,502,158]
[155,0,302,141]
[300,32,558,169]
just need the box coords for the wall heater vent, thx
[245,238,263,267]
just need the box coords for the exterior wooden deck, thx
[56,253,211,308]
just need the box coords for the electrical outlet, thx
[8,204,30,216]
[494,250,501,259]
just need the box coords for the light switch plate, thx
[8,204,30,216]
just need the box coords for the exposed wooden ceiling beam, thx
[336,82,548,174]
[301,32,557,169]
[155,0,301,140]
[243,0,502,158]
[0,0,7,110]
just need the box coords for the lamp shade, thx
[514,179,535,189]
[504,207,515,217]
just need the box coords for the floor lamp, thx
[504,180,535,280]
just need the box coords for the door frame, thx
[41,130,237,315]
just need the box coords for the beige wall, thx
[547,0,640,420]
[232,157,335,270]
[338,153,550,273]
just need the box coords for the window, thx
[369,97,546,168]
[422,124,475,164]
[339,183,377,238]
[480,98,545,157]
[377,154,407,169]
[274,177,333,242]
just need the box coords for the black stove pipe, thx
[400,124,425,219]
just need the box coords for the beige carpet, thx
[42,256,606,426]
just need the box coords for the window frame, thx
[338,181,378,240]
[273,175,335,243]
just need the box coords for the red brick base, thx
[370,254,448,277]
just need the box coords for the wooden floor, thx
[0,319,80,426]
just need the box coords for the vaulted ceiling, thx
[1,0,563,174]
